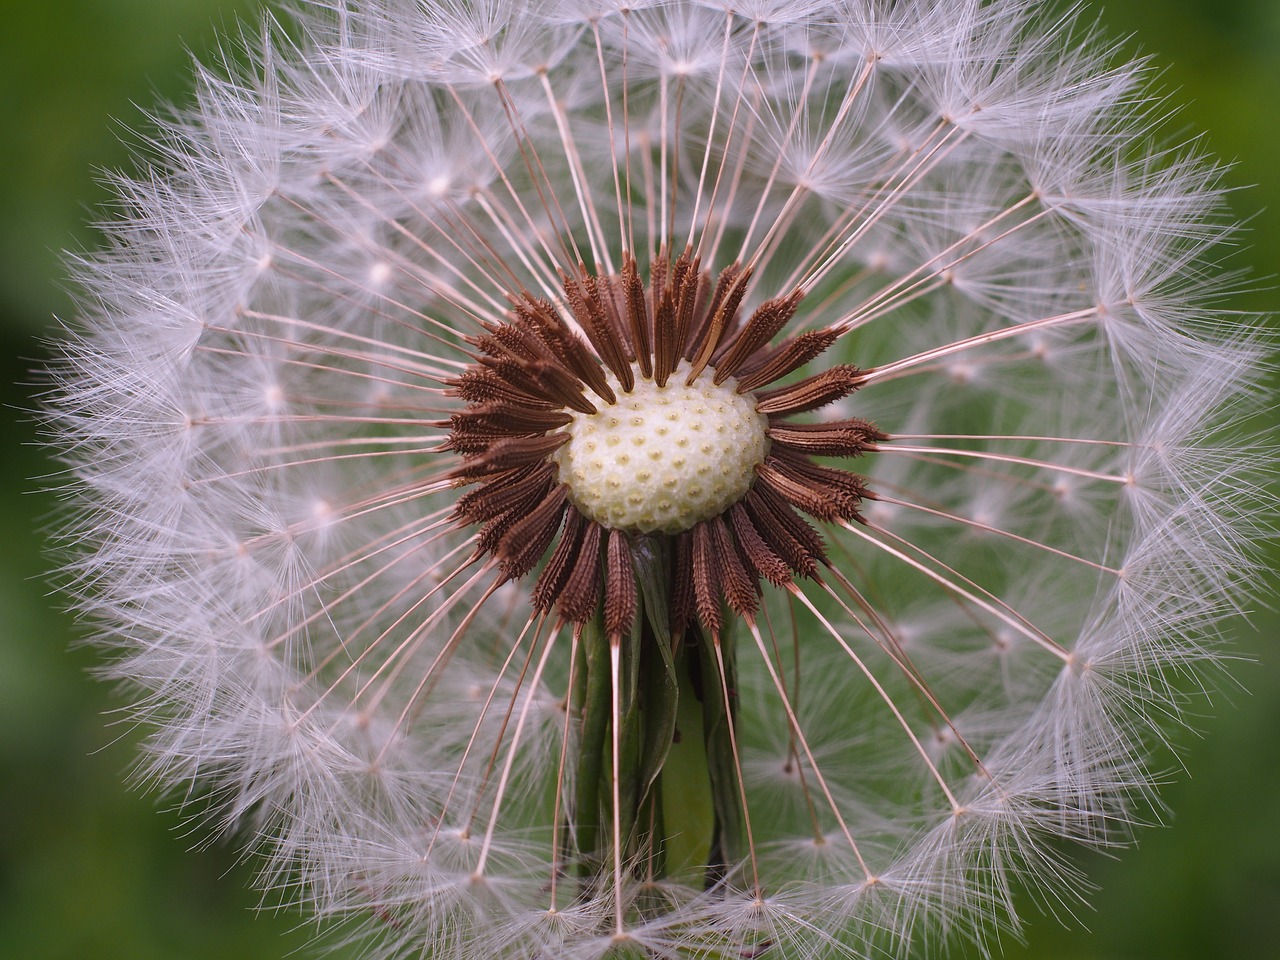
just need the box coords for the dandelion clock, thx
[49,1,1272,957]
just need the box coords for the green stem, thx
[573,616,610,879]
[696,624,744,884]
[659,642,716,880]
[568,538,742,903]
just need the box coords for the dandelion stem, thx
[573,616,610,882]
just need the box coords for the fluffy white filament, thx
[50,1,1270,958]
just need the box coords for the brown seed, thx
[712,288,805,384]
[450,431,569,480]
[670,530,695,638]
[707,515,758,619]
[513,294,617,405]
[442,252,881,631]
[727,502,793,587]
[756,451,866,523]
[563,270,633,391]
[691,520,724,636]
[496,484,570,579]
[532,509,587,613]
[754,364,863,415]
[622,255,653,380]
[454,461,557,524]
[734,329,840,393]
[447,367,547,407]
[686,262,752,381]
[448,403,573,444]
[603,530,638,639]
[766,418,882,458]
[742,484,825,578]
[557,520,604,623]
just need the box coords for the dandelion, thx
[50,1,1270,958]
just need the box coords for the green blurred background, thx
[1,2,1276,958]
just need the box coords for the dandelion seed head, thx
[553,359,769,534]
[46,0,1273,958]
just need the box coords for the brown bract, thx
[441,247,885,638]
